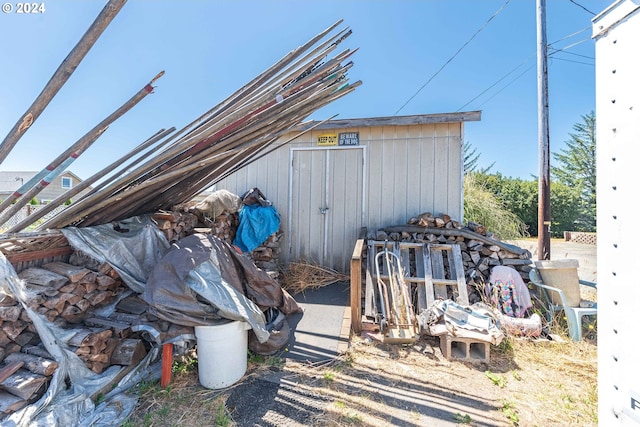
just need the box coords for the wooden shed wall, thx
[216,121,464,271]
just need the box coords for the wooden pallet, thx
[425,243,469,308]
[365,241,469,318]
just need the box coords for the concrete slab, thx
[279,281,351,363]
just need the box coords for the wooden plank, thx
[7,246,73,264]
[350,238,364,333]
[423,246,436,308]
[451,244,470,306]
[301,111,482,131]
[416,245,428,313]
[398,242,428,313]
[430,246,448,301]
[364,269,376,318]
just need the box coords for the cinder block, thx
[439,334,490,364]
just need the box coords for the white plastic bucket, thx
[195,320,251,389]
[534,259,581,307]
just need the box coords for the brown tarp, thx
[142,233,301,343]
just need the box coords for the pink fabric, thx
[487,266,532,317]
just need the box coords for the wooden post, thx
[350,238,365,333]
[537,0,551,260]
[161,343,173,388]
[0,0,127,165]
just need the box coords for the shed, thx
[216,111,481,272]
[592,0,640,423]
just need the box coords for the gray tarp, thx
[60,216,170,293]
[1,217,301,425]
[142,233,302,343]
[1,252,159,427]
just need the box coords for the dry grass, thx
[279,260,349,295]
[125,327,597,427]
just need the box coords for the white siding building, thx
[216,111,480,272]
[593,0,640,424]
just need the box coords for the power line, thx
[549,25,591,46]
[568,0,597,16]
[549,57,594,66]
[393,0,511,116]
[475,64,535,109]
[457,55,534,112]
[458,31,592,111]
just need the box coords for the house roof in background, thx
[0,171,82,192]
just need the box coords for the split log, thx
[4,353,58,376]
[116,296,148,315]
[110,339,147,366]
[67,328,112,348]
[18,268,67,288]
[12,331,37,347]
[0,306,22,323]
[42,262,92,283]
[3,320,27,341]
[83,290,112,307]
[21,345,53,360]
[0,362,23,384]
[84,317,131,338]
[0,369,48,401]
[60,305,85,324]
[0,390,26,416]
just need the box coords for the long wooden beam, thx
[0,0,127,165]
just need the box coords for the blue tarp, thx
[233,204,280,253]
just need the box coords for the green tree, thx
[552,112,596,231]
[471,172,581,238]
[463,141,494,174]
[29,197,38,205]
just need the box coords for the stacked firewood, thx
[207,212,240,245]
[16,261,124,324]
[0,346,54,416]
[169,205,282,274]
[152,211,199,243]
[250,231,283,272]
[0,253,153,413]
[374,212,533,304]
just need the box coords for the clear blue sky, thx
[0,0,613,181]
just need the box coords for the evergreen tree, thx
[463,141,494,174]
[552,112,596,231]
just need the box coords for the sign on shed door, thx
[289,147,365,273]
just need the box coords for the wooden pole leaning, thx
[0,0,128,165]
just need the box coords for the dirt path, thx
[127,239,598,427]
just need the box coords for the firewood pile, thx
[373,212,533,304]
[151,211,199,244]
[156,204,283,274]
[0,251,168,416]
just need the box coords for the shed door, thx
[289,147,365,273]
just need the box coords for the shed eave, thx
[298,111,481,131]
[592,0,640,39]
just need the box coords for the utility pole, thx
[537,0,551,260]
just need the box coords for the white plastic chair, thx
[528,268,597,341]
